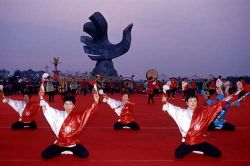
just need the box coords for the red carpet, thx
[0,93,249,166]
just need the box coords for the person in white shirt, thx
[39,83,99,159]
[181,78,189,100]
[103,92,140,130]
[2,92,41,130]
[161,92,240,158]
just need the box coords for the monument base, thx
[91,60,119,79]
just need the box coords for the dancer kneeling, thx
[162,89,241,158]
[102,92,140,130]
[2,92,41,130]
[39,82,99,159]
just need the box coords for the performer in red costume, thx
[146,77,154,104]
[103,92,140,130]
[162,88,241,158]
[39,81,99,159]
[1,91,41,130]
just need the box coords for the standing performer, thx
[39,81,99,159]
[209,79,216,96]
[95,74,104,91]
[58,78,68,100]
[181,78,189,100]
[162,87,241,158]
[1,88,41,130]
[146,77,154,104]
[146,69,158,104]
[167,77,177,99]
[153,78,160,98]
[216,76,224,95]
[46,76,55,102]
[237,78,248,99]
[102,92,140,130]
[81,78,89,96]
[223,79,231,96]
[190,79,197,95]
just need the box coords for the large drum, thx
[146,69,158,80]
[121,77,134,90]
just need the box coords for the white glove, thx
[102,97,107,103]
[163,85,170,93]
[42,73,49,80]
[99,89,104,95]
[2,98,8,103]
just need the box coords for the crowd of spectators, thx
[1,74,248,99]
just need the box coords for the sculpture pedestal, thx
[91,60,118,77]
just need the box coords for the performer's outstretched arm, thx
[80,83,100,128]
[2,97,25,115]
[102,93,123,116]
[162,95,186,120]
[39,88,66,136]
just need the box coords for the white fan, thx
[42,73,50,80]
[0,85,3,91]
[162,85,170,93]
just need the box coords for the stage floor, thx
[0,93,249,166]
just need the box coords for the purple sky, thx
[0,0,250,80]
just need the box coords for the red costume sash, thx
[56,103,97,147]
[185,94,237,145]
[21,102,41,122]
[120,102,135,124]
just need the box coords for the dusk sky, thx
[1,0,250,80]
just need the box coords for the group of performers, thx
[0,76,140,159]
[0,73,249,160]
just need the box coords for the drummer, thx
[145,69,159,104]
[146,77,155,104]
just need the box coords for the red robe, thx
[21,102,41,123]
[185,95,237,145]
[55,103,98,147]
[120,102,135,124]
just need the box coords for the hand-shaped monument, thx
[81,12,133,77]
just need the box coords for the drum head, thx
[146,69,158,80]
[122,77,134,90]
